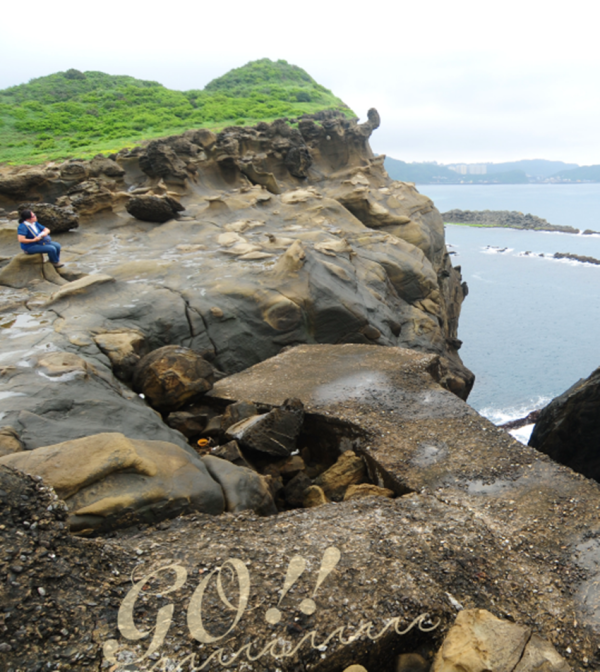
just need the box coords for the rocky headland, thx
[442,209,582,234]
[0,110,598,671]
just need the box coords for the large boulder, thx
[126,194,185,223]
[201,455,277,516]
[529,366,600,480]
[132,345,215,412]
[18,202,79,232]
[431,609,571,672]
[0,432,224,532]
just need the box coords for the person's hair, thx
[18,209,34,223]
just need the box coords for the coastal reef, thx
[442,209,582,234]
[0,111,598,670]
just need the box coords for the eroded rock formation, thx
[4,111,593,669]
[0,109,472,398]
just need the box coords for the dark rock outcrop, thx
[442,209,579,234]
[529,366,600,480]
[18,202,79,232]
[125,194,184,223]
[553,251,600,265]
[225,397,305,457]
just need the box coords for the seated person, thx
[17,209,64,268]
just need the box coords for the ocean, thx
[420,184,600,440]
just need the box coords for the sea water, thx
[419,185,600,436]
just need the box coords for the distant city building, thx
[448,164,487,175]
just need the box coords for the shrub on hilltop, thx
[0,59,353,165]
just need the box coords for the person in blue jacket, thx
[17,209,64,268]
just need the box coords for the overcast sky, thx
[2,0,599,165]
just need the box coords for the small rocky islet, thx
[0,109,597,671]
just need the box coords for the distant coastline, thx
[385,157,600,185]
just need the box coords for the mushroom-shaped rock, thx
[0,432,225,533]
[0,253,65,289]
[126,195,184,223]
[224,398,304,457]
[18,202,79,232]
[133,345,215,412]
[202,455,276,516]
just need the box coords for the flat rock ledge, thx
[1,344,599,670]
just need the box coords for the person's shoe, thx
[52,263,65,268]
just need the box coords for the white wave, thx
[509,424,535,445]
[481,246,514,255]
[478,396,551,425]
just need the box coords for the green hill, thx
[0,59,353,165]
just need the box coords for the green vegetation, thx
[0,59,353,165]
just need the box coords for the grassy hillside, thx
[0,60,353,165]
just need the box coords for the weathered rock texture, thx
[0,433,225,532]
[0,109,472,400]
[529,365,600,480]
[2,345,600,670]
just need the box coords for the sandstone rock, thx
[0,168,48,198]
[0,432,224,532]
[315,450,366,501]
[431,609,531,672]
[18,202,79,233]
[133,345,214,412]
[126,194,185,223]
[47,273,114,303]
[513,634,572,672]
[225,398,304,457]
[138,141,189,183]
[201,455,276,516]
[529,366,600,480]
[0,253,66,289]
[66,178,120,216]
[344,483,394,501]
[303,484,329,507]
[92,329,147,381]
[0,426,24,457]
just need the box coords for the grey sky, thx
[3,0,599,165]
